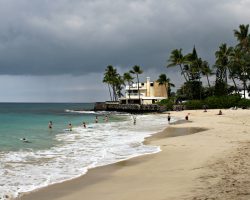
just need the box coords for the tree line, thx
[103,24,250,104]
[103,64,174,103]
[168,24,250,100]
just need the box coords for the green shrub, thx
[204,95,241,109]
[158,99,174,110]
[184,100,204,110]
[238,99,250,108]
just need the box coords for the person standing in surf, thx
[167,113,171,124]
[48,121,53,129]
[68,123,72,131]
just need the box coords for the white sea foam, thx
[64,109,130,116]
[0,114,172,199]
[65,109,96,114]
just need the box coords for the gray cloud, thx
[0,73,108,102]
[0,0,250,102]
[0,0,249,76]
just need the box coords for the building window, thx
[141,83,144,86]
[150,83,154,87]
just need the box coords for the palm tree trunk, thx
[179,64,188,82]
[128,82,131,104]
[112,85,116,101]
[243,79,246,98]
[232,77,238,94]
[199,77,202,100]
[108,84,112,101]
[206,75,211,88]
[137,74,141,105]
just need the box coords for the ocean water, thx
[0,103,169,199]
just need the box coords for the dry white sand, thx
[18,109,250,200]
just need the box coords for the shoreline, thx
[18,109,250,200]
[17,116,189,200]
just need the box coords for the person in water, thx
[104,115,109,122]
[68,123,73,131]
[167,113,171,124]
[132,115,136,125]
[82,122,86,128]
[95,116,98,123]
[48,121,53,129]
[20,138,31,143]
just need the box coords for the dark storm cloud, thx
[0,0,250,75]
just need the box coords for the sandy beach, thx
[18,109,250,200]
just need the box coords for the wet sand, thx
[18,109,250,200]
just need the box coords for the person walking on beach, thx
[48,121,53,129]
[167,113,171,124]
[185,113,189,120]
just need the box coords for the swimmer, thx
[48,121,53,129]
[104,115,108,122]
[82,122,86,128]
[68,123,72,131]
[20,138,31,143]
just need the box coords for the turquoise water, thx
[0,103,95,151]
[0,103,169,199]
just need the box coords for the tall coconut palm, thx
[130,65,143,104]
[103,65,115,101]
[114,74,124,99]
[201,61,213,88]
[167,49,188,82]
[234,24,250,52]
[229,47,250,97]
[123,72,134,103]
[215,43,233,85]
[157,74,175,97]
[103,65,119,101]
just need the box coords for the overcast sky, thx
[0,0,250,102]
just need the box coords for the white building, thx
[119,77,168,104]
[238,88,250,99]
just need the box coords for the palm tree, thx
[229,47,250,97]
[215,43,233,85]
[167,49,189,82]
[130,65,143,104]
[114,74,124,99]
[157,74,175,97]
[123,72,134,103]
[103,65,120,101]
[184,47,205,99]
[201,61,213,88]
[103,65,115,101]
[233,25,250,98]
[234,24,250,52]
